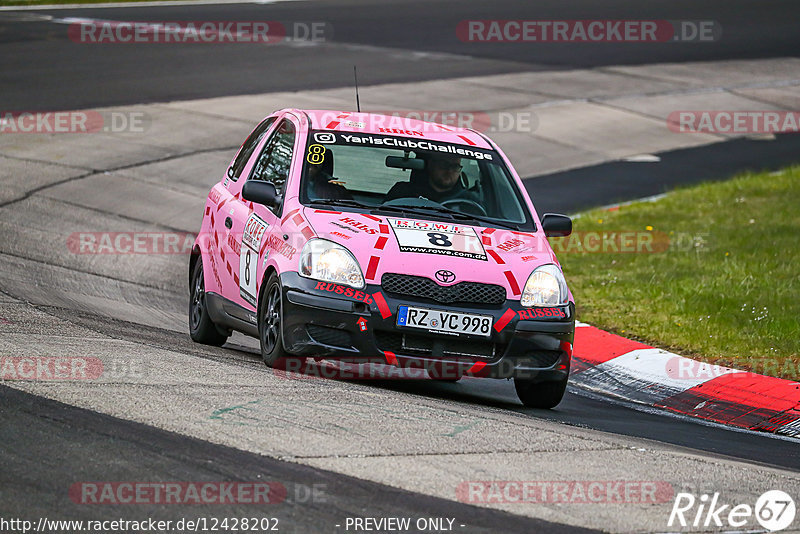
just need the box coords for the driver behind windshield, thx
[385,154,479,204]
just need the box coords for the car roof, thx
[281,109,494,150]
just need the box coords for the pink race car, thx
[189,109,574,408]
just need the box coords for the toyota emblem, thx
[435,270,456,283]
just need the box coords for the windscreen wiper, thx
[309,199,373,209]
[371,203,455,220]
[384,204,521,231]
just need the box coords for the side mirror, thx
[227,166,234,178]
[242,180,280,208]
[541,213,572,237]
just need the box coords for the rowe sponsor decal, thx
[239,214,269,307]
[389,219,487,261]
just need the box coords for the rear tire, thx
[514,377,567,409]
[258,272,297,368]
[189,259,228,346]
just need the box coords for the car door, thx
[210,116,278,304]
[232,117,298,311]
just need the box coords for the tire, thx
[514,377,568,409]
[189,259,229,346]
[258,271,296,368]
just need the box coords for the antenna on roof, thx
[353,65,361,113]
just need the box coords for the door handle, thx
[224,217,233,229]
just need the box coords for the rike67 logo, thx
[669,490,796,531]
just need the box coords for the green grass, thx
[556,166,800,380]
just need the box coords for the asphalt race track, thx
[1,1,799,533]
[2,0,800,110]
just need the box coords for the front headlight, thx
[520,264,568,307]
[299,239,365,289]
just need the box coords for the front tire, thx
[514,377,567,409]
[258,272,294,368]
[189,259,229,346]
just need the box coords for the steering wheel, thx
[441,198,488,216]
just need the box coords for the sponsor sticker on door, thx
[239,214,269,306]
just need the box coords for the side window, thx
[249,120,296,197]
[229,117,276,181]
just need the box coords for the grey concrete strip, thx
[0,105,249,171]
[603,89,789,124]
[489,132,609,181]
[111,149,233,198]
[0,155,89,204]
[731,85,800,109]
[42,172,205,231]
[0,252,185,331]
[461,69,688,100]
[603,58,800,88]
[0,195,188,286]
[525,101,720,160]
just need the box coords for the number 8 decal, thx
[427,232,452,247]
[244,249,251,285]
[306,144,326,164]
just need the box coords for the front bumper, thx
[279,272,574,381]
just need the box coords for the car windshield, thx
[299,130,534,230]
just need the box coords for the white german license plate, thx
[396,305,493,338]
